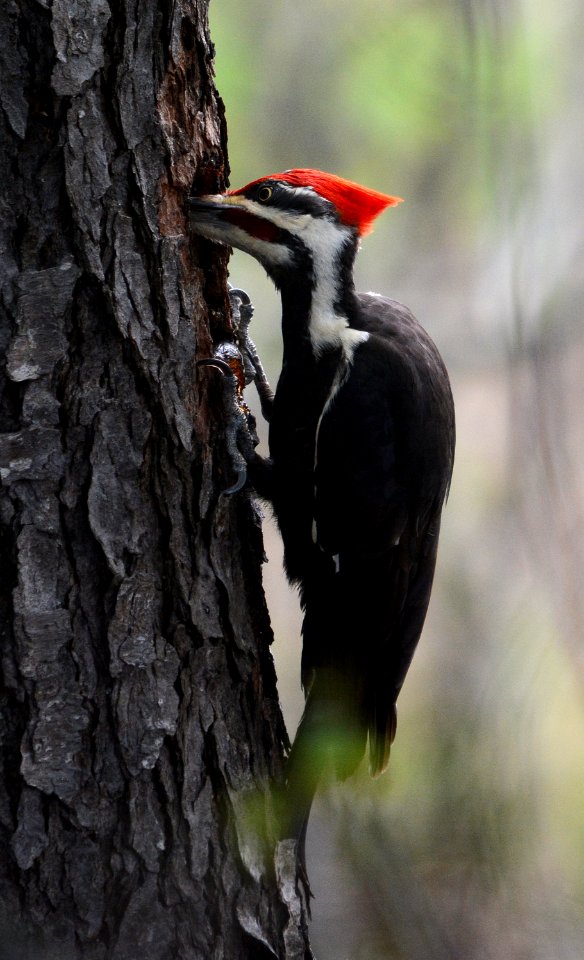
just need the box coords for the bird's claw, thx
[197,286,268,494]
[228,287,255,384]
[196,355,258,494]
[229,286,274,422]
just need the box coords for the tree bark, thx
[0,2,311,957]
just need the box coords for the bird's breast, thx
[268,348,346,571]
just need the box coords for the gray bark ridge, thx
[0,1,311,957]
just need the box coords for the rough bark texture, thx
[0,2,311,957]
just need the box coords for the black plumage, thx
[260,291,454,801]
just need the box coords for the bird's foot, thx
[229,286,274,422]
[197,355,256,493]
[197,286,265,494]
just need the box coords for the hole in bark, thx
[180,17,195,51]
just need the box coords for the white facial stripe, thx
[228,199,362,355]
[214,192,337,241]
[297,218,368,355]
[241,200,314,235]
[212,195,314,235]
[193,217,292,266]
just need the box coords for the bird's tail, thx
[278,668,368,882]
[369,698,398,776]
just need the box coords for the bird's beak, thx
[188,194,231,211]
[188,194,283,246]
[188,194,234,233]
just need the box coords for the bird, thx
[189,169,455,863]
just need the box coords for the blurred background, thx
[210,0,584,956]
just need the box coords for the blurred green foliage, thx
[212,0,560,229]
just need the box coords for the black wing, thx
[307,295,454,774]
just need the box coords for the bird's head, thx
[189,169,402,282]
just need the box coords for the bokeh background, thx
[210,1,584,956]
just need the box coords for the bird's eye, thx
[257,186,273,203]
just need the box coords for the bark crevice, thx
[1,1,312,957]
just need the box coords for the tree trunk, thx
[0,2,311,957]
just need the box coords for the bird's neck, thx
[278,238,362,368]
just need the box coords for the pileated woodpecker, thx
[189,170,455,852]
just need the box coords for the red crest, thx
[230,169,402,236]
